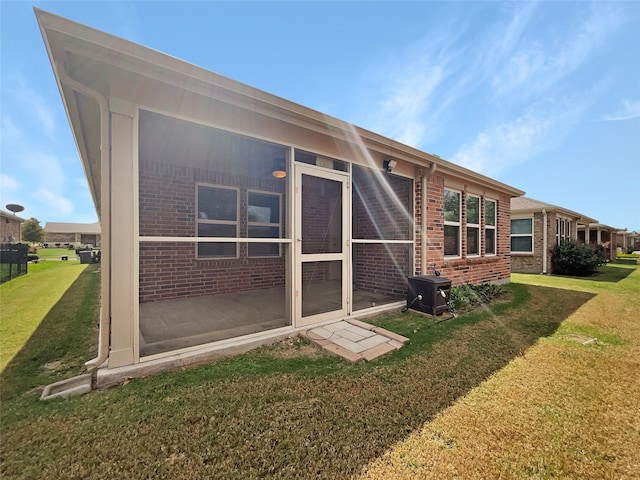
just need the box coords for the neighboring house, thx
[37,9,524,379]
[44,221,101,248]
[577,223,620,262]
[510,197,597,274]
[0,210,25,243]
[614,229,640,253]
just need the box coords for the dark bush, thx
[27,254,39,262]
[551,241,605,276]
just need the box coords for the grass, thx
[33,247,79,260]
[358,263,640,479]
[0,260,89,371]
[0,264,638,479]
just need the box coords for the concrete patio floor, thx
[303,319,409,362]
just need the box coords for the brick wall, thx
[353,243,412,296]
[138,159,287,303]
[419,174,512,285]
[44,232,76,245]
[352,166,413,294]
[139,242,286,302]
[0,217,21,243]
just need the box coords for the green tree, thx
[21,217,45,243]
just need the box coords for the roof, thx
[35,7,525,218]
[511,197,598,224]
[579,223,621,232]
[45,221,101,234]
[0,209,26,222]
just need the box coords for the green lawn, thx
[34,247,79,260]
[1,264,638,479]
[0,260,88,371]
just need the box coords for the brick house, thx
[37,9,524,378]
[0,209,25,243]
[44,221,101,248]
[616,230,640,253]
[510,197,597,274]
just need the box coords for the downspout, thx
[542,209,548,274]
[421,162,437,275]
[57,65,111,370]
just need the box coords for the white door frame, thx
[294,164,350,327]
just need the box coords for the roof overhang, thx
[35,7,524,217]
[579,223,620,232]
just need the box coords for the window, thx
[556,217,572,245]
[511,218,533,253]
[196,185,238,258]
[444,189,461,257]
[466,195,480,256]
[247,191,281,257]
[485,199,496,255]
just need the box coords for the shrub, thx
[617,253,640,258]
[27,254,39,262]
[450,283,505,312]
[551,241,605,276]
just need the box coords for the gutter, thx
[57,66,111,370]
[542,209,548,274]
[421,162,437,275]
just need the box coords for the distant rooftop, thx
[44,221,101,234]
[511,197,598,224]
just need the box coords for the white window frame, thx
[511,217,534,254]
[196,183,239,259]
[444,188,462,258]
[484,198,497,256]
[556,217,572,245]
[247,189,282,258]
[466,194,481,257]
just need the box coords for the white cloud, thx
[362,25,472,149]
[491,3,622,100]
[24,151,66,191]
[375,63,444,147]
[36,188,73,216]
[1,173,22,191]
[0,116,22,143]
[602,99,640,121]
[452,112,555,177]
[5,77,57,139]
[451,95,589,177]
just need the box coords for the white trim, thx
[444,188,462,258]
[295,164,350,327]
[510,216,534,254]
[466,193,481,257]
[140,236,292,243]
[351,239,414,244]
[196,183,240,259]
[133,105,140,362]
[247,189,283,258]
[484,198,497,256]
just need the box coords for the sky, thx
[1,1,639,231]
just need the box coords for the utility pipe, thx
[57,65,111,370]
[542,209,547,274]
[420,162,437,275]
